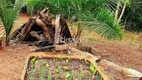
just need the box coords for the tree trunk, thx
[0,39,2,49]
[5,33,10,46]
[16,18,36,41]
[118,2,127,23]
[115,0,121,21]
[55,15,61,44]
[76,24,84,49]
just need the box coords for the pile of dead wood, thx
[11,8,73,52]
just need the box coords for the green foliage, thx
[0,0,25,45]
[68,69,74,80]
[55,63,62,73]
[138,41,142,49]
[27,57,107,80]
[90,64,97,74]
[123,0,142,31]
[26,0,48,16]
[46,0,124,40]
[25,0,124,40]
[47,69,52,80]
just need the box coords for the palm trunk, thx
[5,33,10,46]
[115,0,121,21]
[118,2,127,23]
[76,24,83,49]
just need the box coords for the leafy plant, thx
[90,64,97,75]
[96,72,103,80]
[55,63,62,73]
[39,66,46,80]
[30,57,37,65]
[79,65,83,80]
[26,0,49,16]
[0,0,25,46]
[46,0,124,40]
[47,69,52,80]
[123,0,142,31]
[138,41,142,49]
[68,69,74,80]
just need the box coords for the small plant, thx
[65,72,70,78]
[39,66,45,80]
[25,56,107,80]
[79,65,84,80]
[28,58,36,80]
[66,59,69,64]
[63,66,69,71]
[96,72,102,80]
[47,69,52,80]
[85,59,89,64]
[130,38,135,45]
[90,64,97,74]
[55,64,62,73]
[30,57,37,65]
[68,69,74,80]
[138,41,142,49]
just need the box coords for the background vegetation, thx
[123,0,142,31]
[0,0,142,46]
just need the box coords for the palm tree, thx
[0,0,25,46]
[47,0,124,40]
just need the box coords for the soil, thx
[91,41,142,72]
[25,58,100,80]
[0,13,142,80]
[0,43,36,80]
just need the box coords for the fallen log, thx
[35,44,71,53]
[38,9,54,42]
[98,60,142,80]
[11,23,25,39]
[16,18,36,41]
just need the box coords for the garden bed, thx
[22,53,108,80]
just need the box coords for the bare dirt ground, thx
[0,43,36,80]
[0,13,142,80]
[91,41,142,72]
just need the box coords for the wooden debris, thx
[16,18,36,41]
[11,8,72,51]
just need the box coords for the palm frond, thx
[0,0,25,45]
[81,9,124,40]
